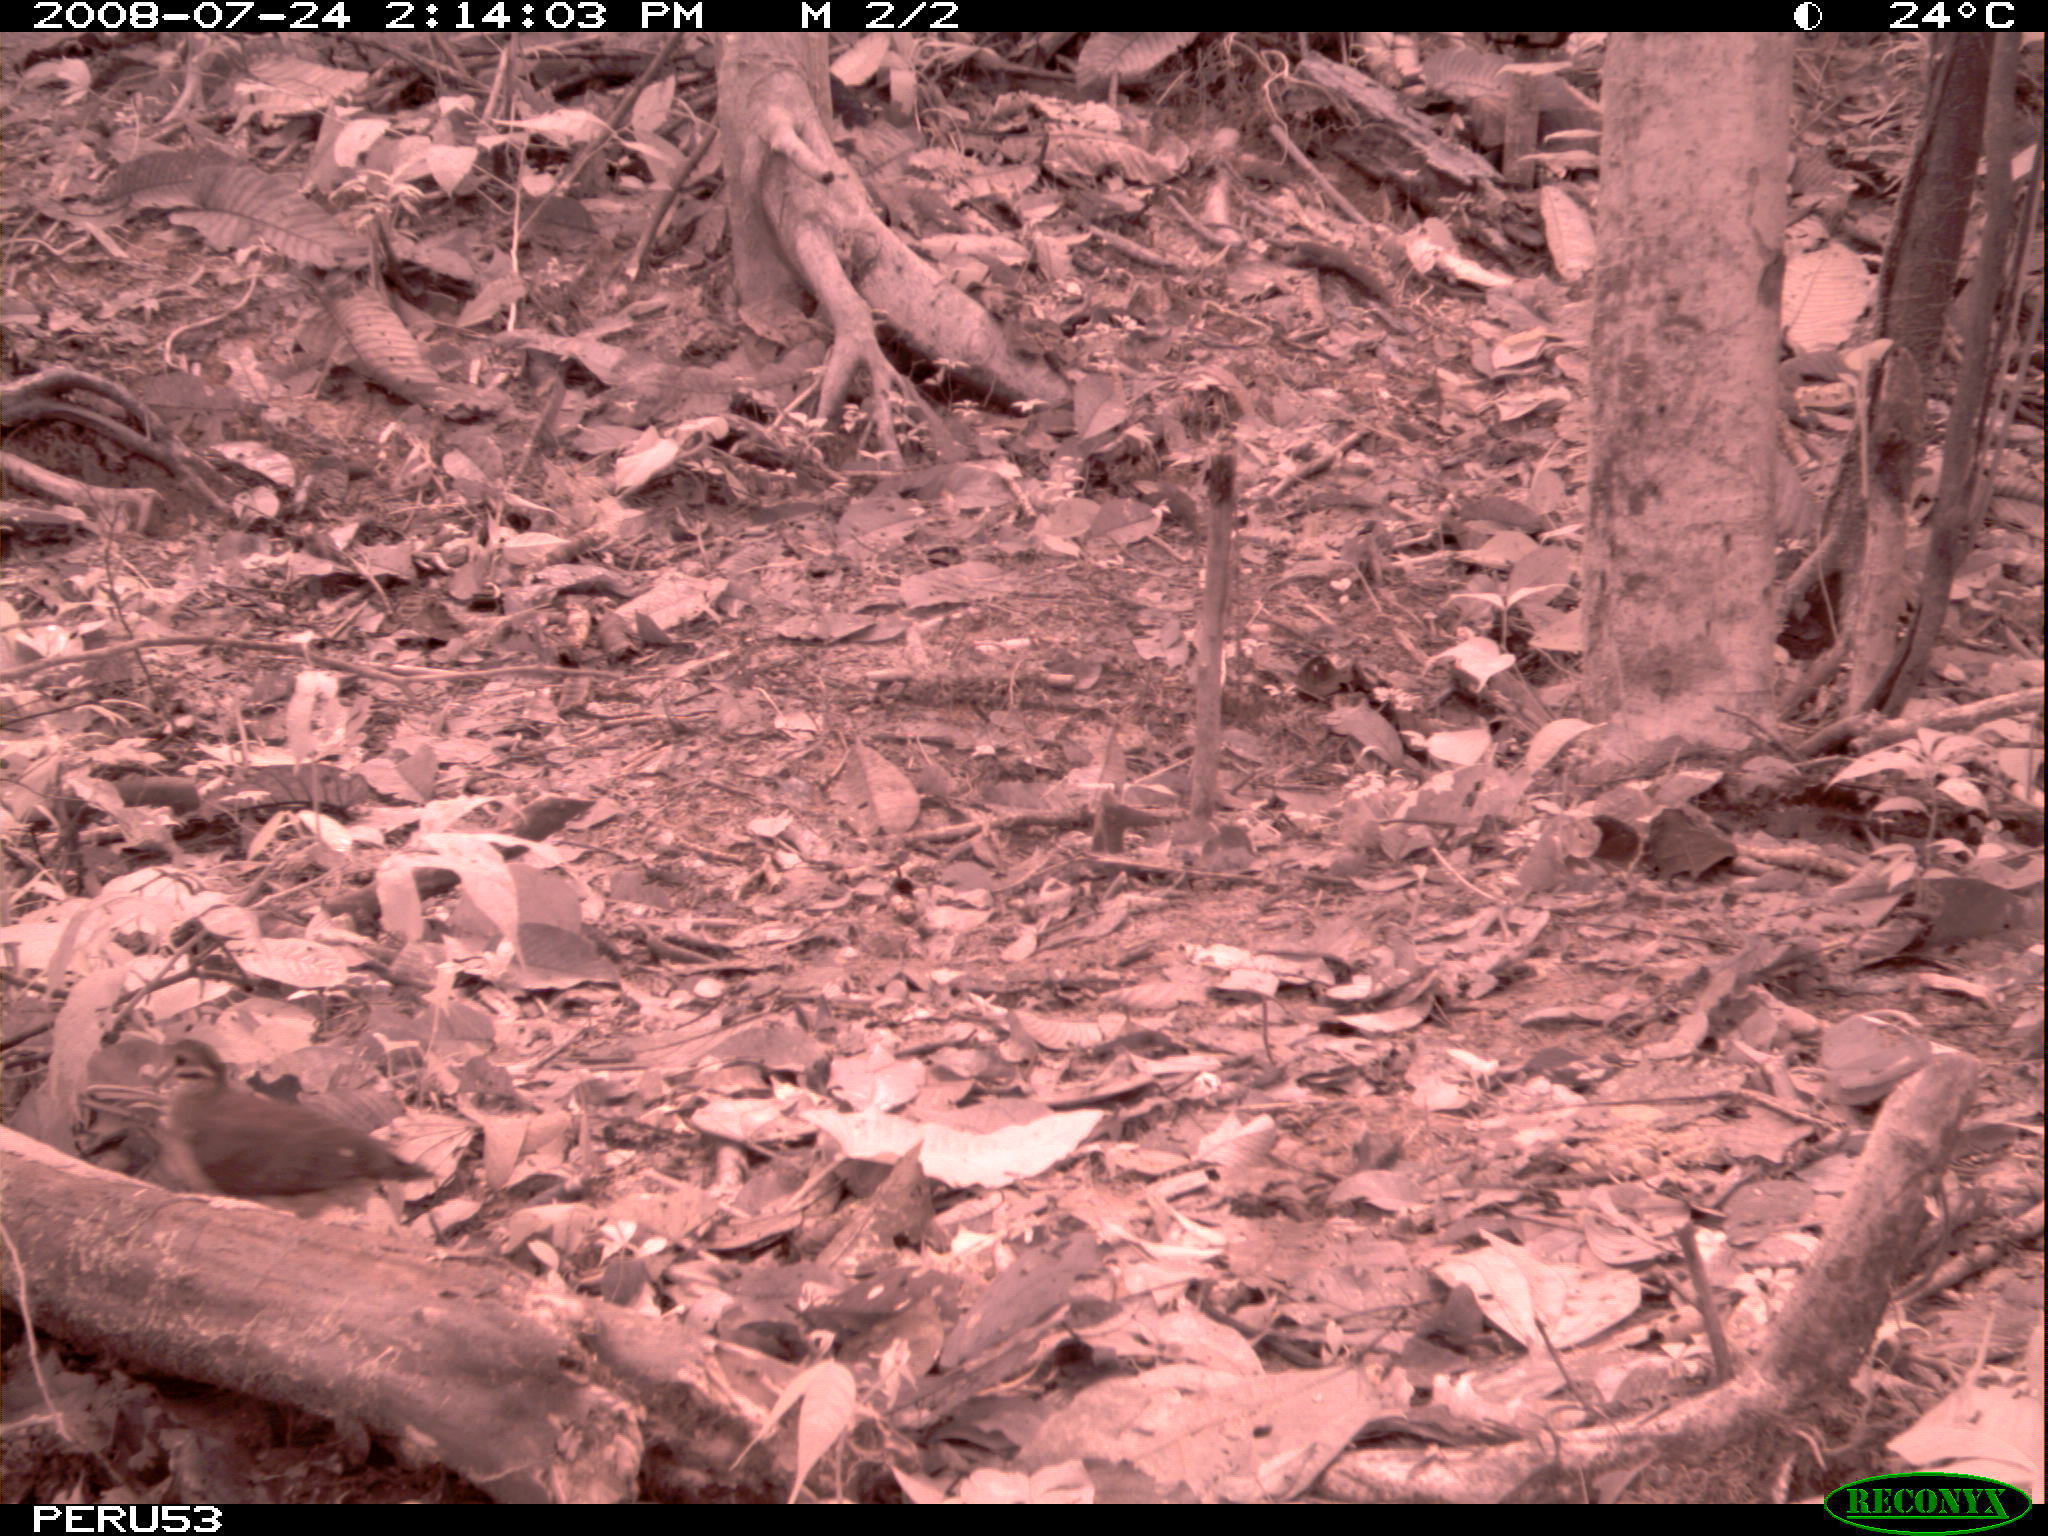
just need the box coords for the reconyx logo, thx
[1824,1472,2032,1534]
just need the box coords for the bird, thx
[157,1038,427,1202]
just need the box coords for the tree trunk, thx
[1581,34,1787,767]
[0,1130,789,1503]
[715,34,1067,457]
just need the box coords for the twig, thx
[1677,1224,1737,1385]
[162,276,262,367]
[0,635,594,687]
[1190,446,1235,821]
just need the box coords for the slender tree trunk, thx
[1581,34,1788,765]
